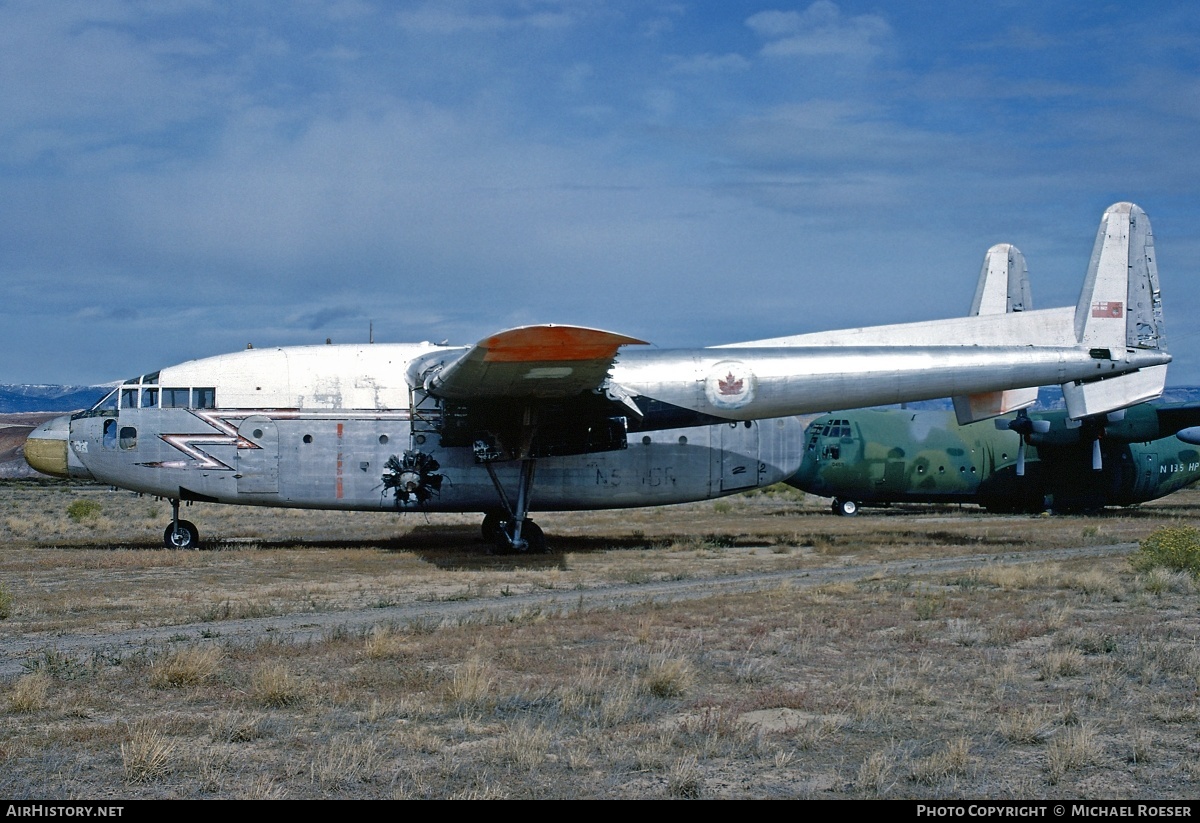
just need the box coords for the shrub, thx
[66,499,102,523]
[149,647,221,688]
[1131,526,1200,579]
[0,583,12,619]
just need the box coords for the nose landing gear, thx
[163,498,201,549]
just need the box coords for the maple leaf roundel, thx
[704,360,756,410]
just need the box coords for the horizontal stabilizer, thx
[954,389,1038,426]
[1062,364,1168,419]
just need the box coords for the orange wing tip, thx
[481,325,648,363]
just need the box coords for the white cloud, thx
[746,2,891,60]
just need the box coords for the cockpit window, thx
[192,388,216,409]
[91,388,119,412]
[161,387,216,409]
[163,388,190,408]
[121,389,139,409]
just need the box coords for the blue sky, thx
[3,1,1199,386]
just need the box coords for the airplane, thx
[789,400,1200,516]
[24,202,1170,552]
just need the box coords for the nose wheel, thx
[163,498,202,549]
[832,498,859,517]
[164,519,200,549]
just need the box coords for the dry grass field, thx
[2,478,1199,799]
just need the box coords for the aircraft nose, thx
[24,414,75,479]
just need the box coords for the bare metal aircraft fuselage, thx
[55,343,802,514]
[25,202,1171,551]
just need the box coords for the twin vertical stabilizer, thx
[1064,202,1168,418]
[953,244,1039,424]
[955,202,1168,424]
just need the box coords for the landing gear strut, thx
[481,459,547,553]
[476,404,549,554]
[163,498,201,549]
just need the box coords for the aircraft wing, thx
[413,325,648,400]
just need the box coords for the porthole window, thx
[253,428,264,439]
[642,436,651,445]
[303,434,313,444]
[678,436,688,445]
[414,434,426,445]
[379,434,389,445]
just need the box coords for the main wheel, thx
[481,511,506,543]
[496,519,547,554]
[520,520,546,554]
[163,520,200,549]
[833,498,859,517]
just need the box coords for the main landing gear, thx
[163,498,201,549]
[481,458,548,553]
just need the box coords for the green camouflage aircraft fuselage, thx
[789,402,1200,514]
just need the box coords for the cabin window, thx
[119,426,137,450]
[192,388,216,409]
[103,419,117,448]
[163,388,190,408]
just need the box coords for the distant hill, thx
[0,385,110,414]
[897,385,1200,412]
[0,385,110,478]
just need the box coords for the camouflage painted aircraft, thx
[26,203,1170,550]
[789,401,1200,515]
